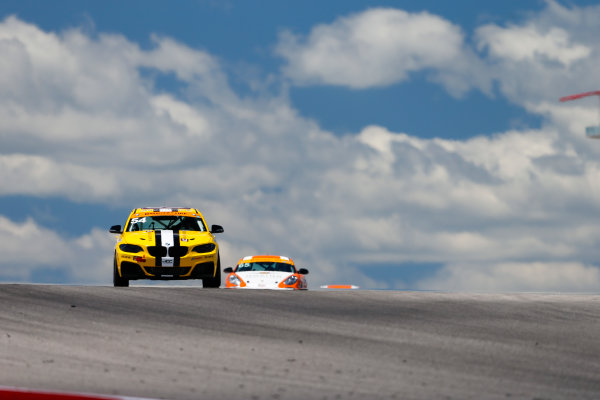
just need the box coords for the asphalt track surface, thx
[1,285,599,400]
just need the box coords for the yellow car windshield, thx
[126,216,207,232]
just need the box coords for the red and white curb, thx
[0,387,156,400]
[320,284,360,289]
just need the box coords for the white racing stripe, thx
[153,229,179,268]
[160,230,175,267]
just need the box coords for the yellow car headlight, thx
[119,244,143,253]
[192,243,216,253]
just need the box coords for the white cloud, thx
[1,11,600,291]
[417,262,600,292]
[477,25,590,66]
[0,154,119,200]
[0,216,113,283]
[319,124,600,269]
[276,8,491,95]
[470,1,600,112]
[275,2,600,106]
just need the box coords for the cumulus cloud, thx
[474,1,600,108]
[276,8,492,95]
[0,216,113,283]
[325,125,600,267]
[477,25,590,66]
[417,262,600,292]
[1,5,600,291]
[275,1,600,105]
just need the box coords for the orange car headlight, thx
[282,275,298,286]
[228,274,242,286]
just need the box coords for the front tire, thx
[113,256,129,287]
[202,255,221,288]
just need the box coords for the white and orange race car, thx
[223,255,308,290]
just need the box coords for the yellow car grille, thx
[147,246,188,258]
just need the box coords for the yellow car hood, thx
[122,230,215,245]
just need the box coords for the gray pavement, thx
[1,284,599,399]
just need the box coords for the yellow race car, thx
[109,207,224,288]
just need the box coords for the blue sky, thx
[0,0,553,138]
[1,0,600,290]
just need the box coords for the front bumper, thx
[119,260,217,280]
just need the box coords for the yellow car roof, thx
[129,207,202,218]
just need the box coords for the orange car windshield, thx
[236,262,295,273]
[127,216,207,232]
